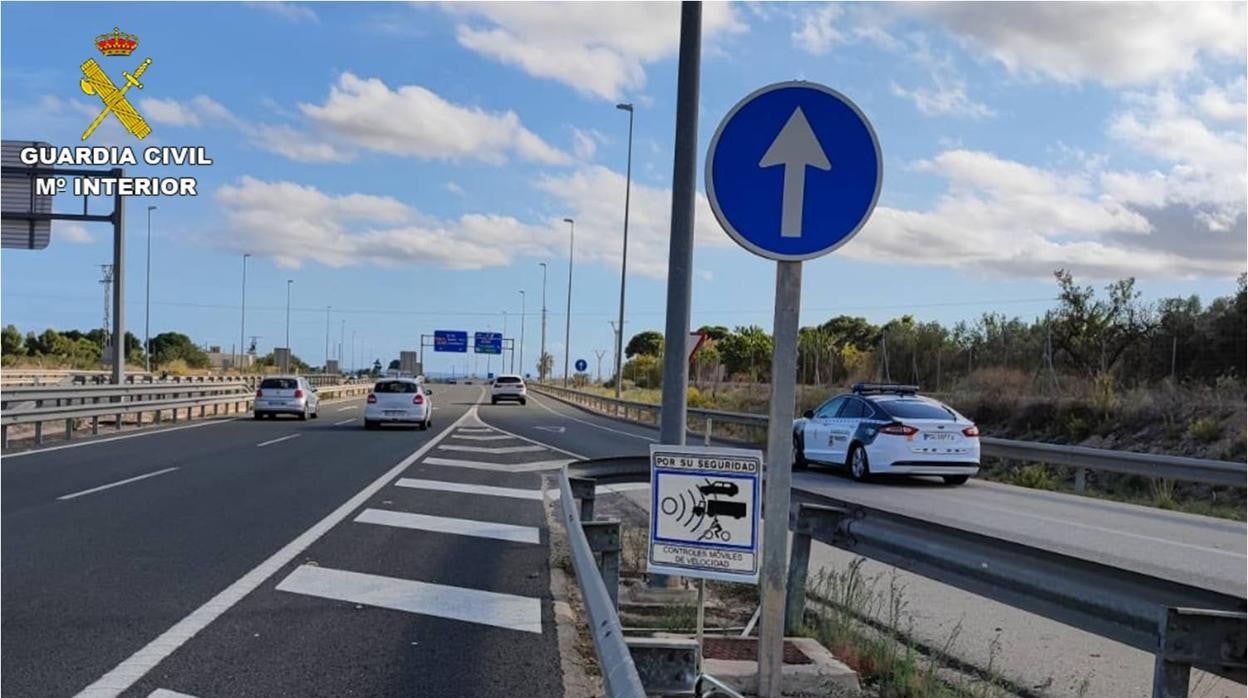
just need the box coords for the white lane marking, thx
[58,467,180,501]
[3,418,240,459]
[597,483,651,495]
[423,456,570,473]
[455,427,496,433]
[72,405,477,698]
[529,393,656,442]
[256,433,301,448]
[147,690,199,698]
[928,492,1248,559]
[438,443,545,455]
[276,565,542,634]
[450,434,515,441]
[355,508,540,544]
[336,405,357,412]
[395,477,544,501]
[535,426,566,433]
[333,418,356,426]
[3,395,370,460]
[473,419,586,460]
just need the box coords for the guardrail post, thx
[1075,467,1087,493]
[65,418,74,441]
[1,425,8,449]
[1153,607,1247,698]
[34,421,43,446]
[569,477,596,522]
[91,415,99,435]
[583,519,622,611]
[704,417,712,446]
[786,504,850,635]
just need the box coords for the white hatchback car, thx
[364,378,433,430]
[793,383,980,485]
[254,376,319,420]
[490,374,527,405]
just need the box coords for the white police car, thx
[793,384,980,485]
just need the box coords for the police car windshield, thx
[878,399,956,420]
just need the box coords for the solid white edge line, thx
[527,392,657,442]
[256,433,301,448]
[333,418,356,426]
[58,467,180,501]
[71,401,478,698]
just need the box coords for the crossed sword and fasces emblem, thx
[79,57,152,140]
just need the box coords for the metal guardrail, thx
[566,457,1246,697]
[558,465,646,697]
[1,369,346,388]
[531,384,1248,488]
[0,381,370,448]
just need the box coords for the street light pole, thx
[503,311,510,374]
[285,279,293,354]
[144,205,156,373]
[324,306,331,370]
[518,290,526,377]
[239,253,250,372]
[539,262,548,381]
[614,102,634,397]
[562,218,575,387]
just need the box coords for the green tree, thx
[696,325,730,341]
[371,359,382,376]
[258,351,310,372]
[388,359,401,370]
[623,354,663,388]
[625,330,664,358]
[1049,270,1156,376]
[149,332,210,368]
[537,351,553,379]
[718,326,773,381]
[1,325,23,355]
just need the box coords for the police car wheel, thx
[849,445,870,482]
[793,435,808,470]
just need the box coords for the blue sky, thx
[2,1,1245,376]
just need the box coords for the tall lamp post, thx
[144,205,156,373]
[284,279,293,371]
[239,253,250,372]
[538,262,548,381]
[518,290,526,378]
[562,218,575,387]
[614,102,634,397]
[324,306,331,370]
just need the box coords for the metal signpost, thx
[649,443,763,674]
[705,81,881,696]
[2,140,129,384]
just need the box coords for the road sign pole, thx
[758,260,801,697]
[659,0,700,445]
[110,168,125,384]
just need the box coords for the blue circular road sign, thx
[575,359,588,372]
[706,81,882,262]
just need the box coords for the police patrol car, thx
[792,384,980,485]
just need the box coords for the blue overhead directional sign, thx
[575,359,588,372]
[706,81,882,261]
[434,330,468,353]
[474,332,502,354]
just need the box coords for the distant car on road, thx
[792,383,980,485]
[254,376,319,420]
[490,374,527,405]
[365,377,432,430]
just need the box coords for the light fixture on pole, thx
[144,205,156,373]
[239,253,250,372]
[562,218,575,387]
[518,290,526,378]
[538,262,548,381]
[614,102,634,397]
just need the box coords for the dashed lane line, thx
[256,434,301,448]
[57,467,180,501]
[333,418,356,426]
[276,565,542,634]
[336,405,357,412]
[394,478,545,501]
[354,508,540,544]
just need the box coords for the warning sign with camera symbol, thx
[648,444,762,583]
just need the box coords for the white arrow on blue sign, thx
[705,81,882,261]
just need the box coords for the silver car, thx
[254,376,320,420]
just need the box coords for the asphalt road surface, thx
[3,386,568,698]
[492,388,1247,697]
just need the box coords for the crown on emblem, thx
[95,27,139,57]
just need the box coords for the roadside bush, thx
[1011,464,1056,490]
[160,358,192,376]
[1187,417,1223,443]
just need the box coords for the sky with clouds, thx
[1,1,1244,376]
